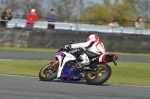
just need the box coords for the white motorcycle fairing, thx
[56,51,76,78]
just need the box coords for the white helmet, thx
[87,34,99,42]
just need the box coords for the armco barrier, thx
[0,28,150,53]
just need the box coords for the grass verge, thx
[0,60,49,77]
[0,47,150,56]
[107,62,150,86]
[0,60,150,86]
[0,47,57,53]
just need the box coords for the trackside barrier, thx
[1,19,150,34]
[0,28,150,53]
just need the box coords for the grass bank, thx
[0,60,150,86]
[108,62,150,86]
[0,60,49,77]
[0,47,57,53]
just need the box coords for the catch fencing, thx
[1,19,150,34]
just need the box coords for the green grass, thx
[0,47,57,52]
[107,62,150,86]
[0,47,150,56]
[111,52,150,56]
[0,60,49,77]
[0,60,150,86]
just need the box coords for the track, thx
[0,51,150,99]
[0,75,150,99]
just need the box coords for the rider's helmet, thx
[87,34,99,42]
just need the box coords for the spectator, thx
[135,17,144,34]
[0,7,12,28]
[47,9,57,29]
[26,9,38,28]
[108,20,120,32]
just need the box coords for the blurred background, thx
[1,0,150,34]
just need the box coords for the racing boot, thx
[79,53,90,66]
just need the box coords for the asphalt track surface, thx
[0,75,150,99]
[0,51,150,99]
[0,51,150,63]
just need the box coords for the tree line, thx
[0,0,150,28]
[81,0,150,27]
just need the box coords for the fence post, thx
[121,27,124,33]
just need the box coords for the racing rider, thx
[65,34,118,65]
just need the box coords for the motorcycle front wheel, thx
[39,61,58,81]
[85,63,111,85]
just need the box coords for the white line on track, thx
[0,74,38,78]
[0,74,150,88]
[0,59,15,61]
[111,83,150,88]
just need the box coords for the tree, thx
[0,0,20,15]
[135,0,150,27]
[48,0,79,22]
[0,0,44,19]
[0,0,92,22]
[80,0,137,27]
[18,0,44,19]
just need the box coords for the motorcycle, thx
[39,40,118,85]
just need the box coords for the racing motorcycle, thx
[39,40,118,85]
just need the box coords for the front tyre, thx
[85,63,111,85]
[39,61,58,81]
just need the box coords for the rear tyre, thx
[39,61,58,81]
[85,63,111,85]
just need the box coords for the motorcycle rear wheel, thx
[39,61,58,81]
[85,63,111,85]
